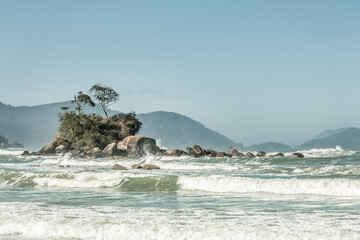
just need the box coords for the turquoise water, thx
[0,147,360,239]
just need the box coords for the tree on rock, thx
[89,84,119,118]
[71,91,95,115]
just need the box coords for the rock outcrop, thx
[142,164,160,170]
[246,152,255,158]
[256,151,266,157]
[38,142,56,155]
[117,136,156,157]
[113,164,127,170]
[293,152,304,158]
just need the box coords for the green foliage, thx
[56,110,142,151]
[71,91,95,115]
[89,84,119,118]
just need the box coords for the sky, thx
[0,0,359,146]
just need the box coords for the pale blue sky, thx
[0,0,359,145]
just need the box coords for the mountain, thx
[244,142,294,152]
[310,127,352,141]
[0,101,242,151]
[299,127,360,150]
[137,111,243,151]
[0,101,123,149]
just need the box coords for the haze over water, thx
[1,147,360,239]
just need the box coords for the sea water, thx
[0,147,359,240]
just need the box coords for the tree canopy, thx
[89,84,119,118]
[71,91,95,115]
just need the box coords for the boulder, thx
[216,152,227,157]
[117,136,156,157]
[186,147,194,155]
[256,151,266,157]
[237,152,245,157]
[246,152,255,158]
[21,151,30,156]
[155,146,165,154]
[55,145,69,154]
[293,152,304,158]
[193,145,204,155]
[103,142,118,156]
[132,164,142,169]
[142,164,160,170]
[165,149,187,156]
[113,164,127,170]
[205,149,217,157]
[38,142,56,155]
[228,147,241,156]
[275,152,284,157]
[155,152,164,156]
[88,147,101,154]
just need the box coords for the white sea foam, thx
[0,149,24,156]
[0,203,359,240]
[292,146,356,158]
[178,175,360,196]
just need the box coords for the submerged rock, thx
[132,164,142,169]
[142,164,160,170]
[275,152,284,157]
[113,164,127,170]
[216,152,227,157]
[165,149,187,156]
[246,152,255,158]
[256,151,266,157]
[293,152,304,158]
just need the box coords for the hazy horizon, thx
[1,0,359,146]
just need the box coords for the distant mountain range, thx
[137,111,242,151]
[1,101,360,151]
[298,127,360,150]
[244,142,294,152]
[0,101,242,151]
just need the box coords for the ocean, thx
[0,147,359,240]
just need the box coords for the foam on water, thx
[0,149,24,156]
[178,175,360,196]
[0,202,359,240]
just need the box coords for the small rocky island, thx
[22,84,305,166]
[0,135,23,149]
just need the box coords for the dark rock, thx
[293,152,304,158]
[155,146,164,154]
[216,152,227,157]
[132,164,142,169]
[70,149,85,157]
[165,149,187,156]
[38,142,56,155]
[103,142,119,156]
[155,152,164,156]
[228,147,241,156]
[21,151,30,156]
[193,145,204,155]
[205,149,217,157]
[117,136,156,157]
[256,151,266,157]
[55,145,70,154]
[186,147,194,155]
[246,152,255,158]
[275,152,284,157]
[113,164,127,170]
[142,164,160,170]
